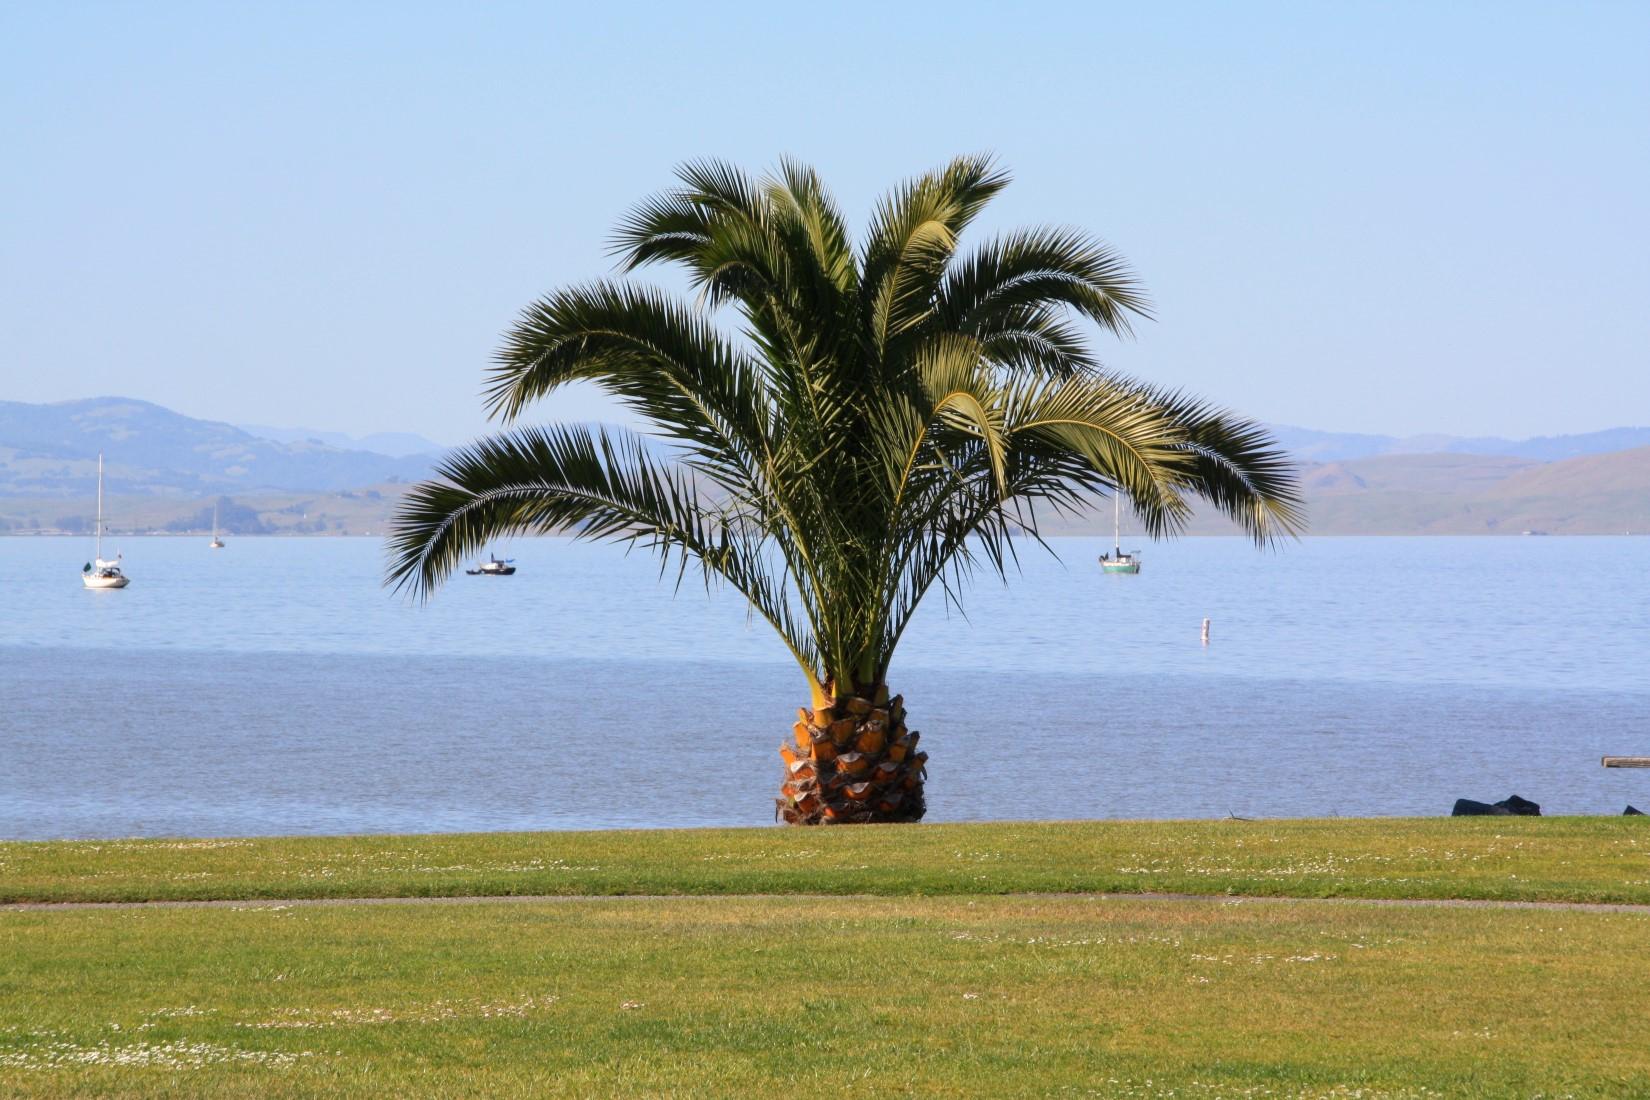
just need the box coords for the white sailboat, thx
[82,453,130,589]
[1098,493,1141,574]
[209,502,225,549]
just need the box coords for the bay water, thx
[2,535,1646,838]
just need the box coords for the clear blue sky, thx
[3,1,1645,445]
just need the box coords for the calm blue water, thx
[2,535,1647,837]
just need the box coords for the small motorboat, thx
[466,554,516,576]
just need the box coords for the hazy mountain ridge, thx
[0,397,433,496]
[1270,424,1650,463]
[0,485,407,536]
[1176,446,1650,536]
[237,423,445,457]
[12,443,1642,537]
[3,397,1647,535]
[1006,446,1647,537]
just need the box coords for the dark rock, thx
[1453,799,1512,816]
[1626,805,1645,816]
[1494,794,1541,816]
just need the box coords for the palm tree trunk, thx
[777,685,927,825]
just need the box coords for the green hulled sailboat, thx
[1099,494,1141,574]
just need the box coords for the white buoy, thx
[1201,617,1211,646]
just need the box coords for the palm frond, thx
[386,423,816,670]
[977,306,1098,376]
[938,227,1152,341]
[486,281,774,497]
[766,158,858,298]
[1003,372,1195,536]
[860,155,1011,358]
[1135,387,1307,543]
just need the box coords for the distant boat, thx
[209,502,225,549]
[466,553,516,576]
[82,453,130,589]
[1099,494,1141,575]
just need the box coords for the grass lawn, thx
[3,817,1648,906]
[4,894,1649,1098]
[6,820,1649,1096]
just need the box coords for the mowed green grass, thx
[3,894,1648,1098]
[4,817,1649,905]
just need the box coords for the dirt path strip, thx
[5,891,1650,914]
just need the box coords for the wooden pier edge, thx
[1602,756,1650,769]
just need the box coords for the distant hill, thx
[4,397,1647,536]
[1063,446,1650,537]
[1270,424,1650,463]
[1275,446,1650,535]
[1300,453,1541,495]
[0,484,410,537]
[12,444,1641,539]
[0,398,433,497]
[237,423,445,458]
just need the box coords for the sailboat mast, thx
[95,452,104,563]
[1113,492,1121,557]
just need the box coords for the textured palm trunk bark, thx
[776,685,927,825]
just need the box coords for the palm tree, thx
[387,156,1303,825]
